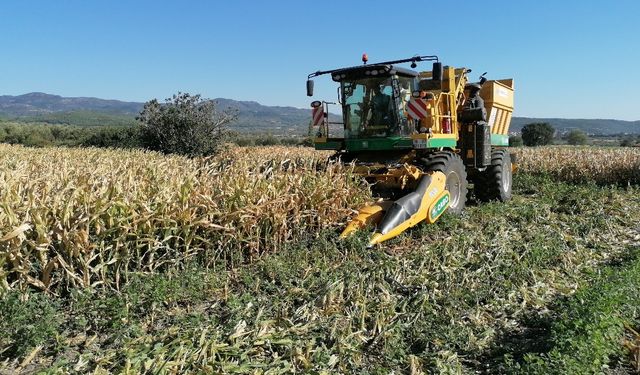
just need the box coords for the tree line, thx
[1,93,636,155]
[0,122,309,150]
[0,93,310,153]
[510,123,596,147]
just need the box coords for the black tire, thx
[420,151,468,215]
[474,149,513,202]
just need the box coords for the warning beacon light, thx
[362,53,368,64]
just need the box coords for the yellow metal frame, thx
[412,66,471,141]
[353,161,422,190]
[415,67,514,140]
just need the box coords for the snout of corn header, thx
[340,171,450,246]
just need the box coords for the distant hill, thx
[0,92,142,116]
[510,117,640,135]
[211,98,341,134]
[0,92,638,135]
[0,93,341,133]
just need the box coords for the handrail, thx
[308,55,439,79]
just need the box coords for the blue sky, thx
[0,1,638,120]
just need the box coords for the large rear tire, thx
[475,149,513,202]
[420,151,468,215]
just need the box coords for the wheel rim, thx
[502,160,512,192]
[447,171,462,209]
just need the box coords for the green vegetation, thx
[228,132,310,147]
[521,122,556,146]
[17,110,139,127]
[621,135,640,147]
[137,92,238,157]
[505,249,640,373]
[509,134,523,147]
[566,129,589,145]
[0,122,141,148]
[0,122,310,149]
[0,293,61,359]
[510,117,640,136]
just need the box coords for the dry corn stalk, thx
[514,146,640,184]
[0,144,371,293]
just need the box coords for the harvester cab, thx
[307,54,515,246]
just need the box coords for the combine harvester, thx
[306,54,515,246]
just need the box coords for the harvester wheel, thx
[420,151,468,215]
[475,149,513,202]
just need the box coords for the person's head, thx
[468,83,482,97]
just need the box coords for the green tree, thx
[137,93,237,157]
[509,135,523,147]
[521,122,555,146]
[566,129,588,145]
[620,136,638,147]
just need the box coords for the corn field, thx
[2,144,640,373]
[2,144,640,295]
[515,146,640,184]
[0,144,370,294]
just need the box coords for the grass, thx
[2,168,639,373]
[503,248,640,374]
[0,293,60,359]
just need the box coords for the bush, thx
[0,292,60,357]
[137,93,238,157]
[620,136,638,147]
[0,123,144,149]
[566,129,588,145]
[227,133,309,147]
[255,134,280,146]
[521,122,555,146]
[82,126,142,148]
[509,135,524,147]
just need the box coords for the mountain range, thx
[1,92,638,135]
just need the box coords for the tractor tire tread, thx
[475,149,512,202]
[419,151,468,215]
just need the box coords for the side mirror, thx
[306,80,314,96]
[432,62,443,81]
